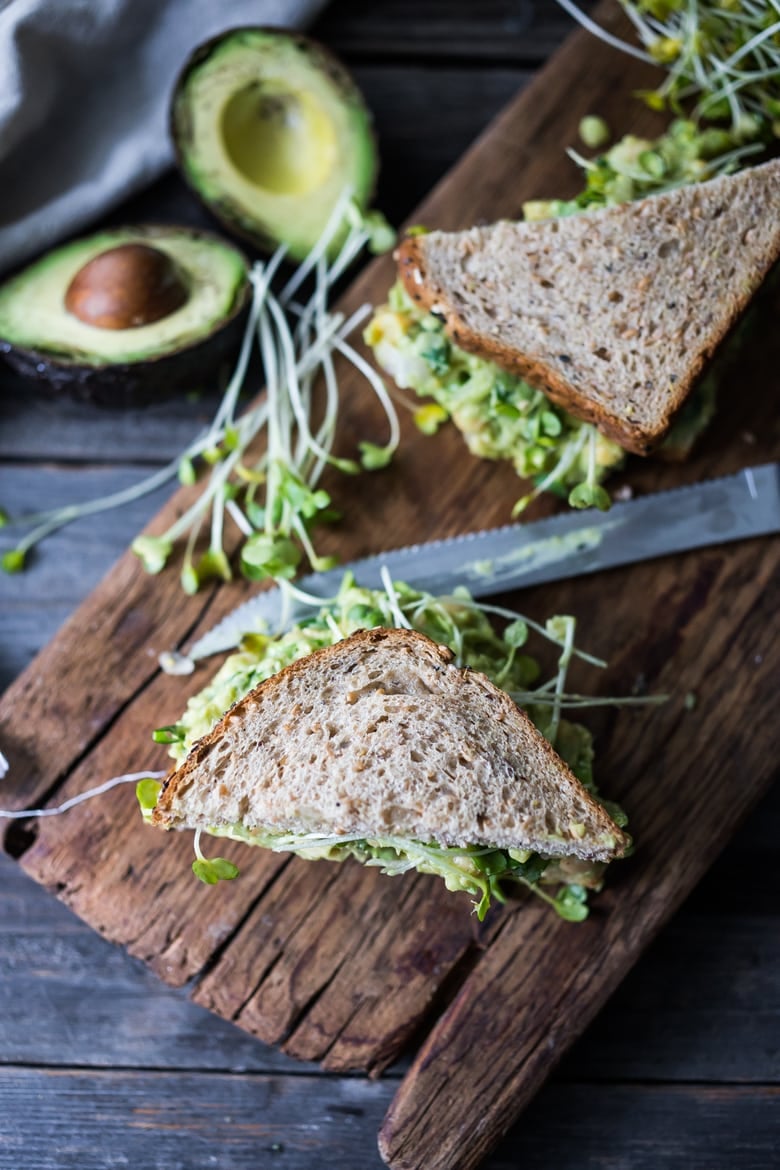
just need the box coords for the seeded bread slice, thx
[153,627,628,863]
[398,159,780,455]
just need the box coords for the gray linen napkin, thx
[0,0,328,273]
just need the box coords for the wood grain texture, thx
[1,785,777,1078]
[0,1068,394,1170]
[314,0,576,62]
[0,466,175,689]
[1,3,779,1170]
[0,1070,777,1170]
[193,852,498,1074]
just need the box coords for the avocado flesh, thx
[0,226,248,366]
[172,29,377,262]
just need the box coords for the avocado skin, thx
[0,225,251,407]
[170,27,378,261]
[0,298,249,407]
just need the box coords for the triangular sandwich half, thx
[152,627,629,917]
[397,158,780,455]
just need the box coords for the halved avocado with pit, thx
[0,225,250,406]
[171,28,377,261]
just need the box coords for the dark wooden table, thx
[1,3,778,1167]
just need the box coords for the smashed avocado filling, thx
[208,825,604,922]
[149,576,630,921]
[366,281,625,514]
[366,120,741,513]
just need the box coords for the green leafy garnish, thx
[579,114,611,148]
[534,119,767,221]
[1,548,25,573]
[196,548,233,585]
[504,619,528,649]
[135,778,163,823]
[151,725,185,745]
[568,482,612,511]
[178,457,197,486]
[358,441,394,470]
[131,535,172,575]
[180,563,200,596]
[552,883,590,922]
[241,534,302,581]
[559,0,780,141]
[192,857,240,885]
[191,828,241,885]
[421,339,452,376]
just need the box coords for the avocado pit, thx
[64,243,189,330]
[0,224,250,405]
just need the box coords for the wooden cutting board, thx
[1,6,778,1169]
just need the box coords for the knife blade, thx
[187,462,780,662]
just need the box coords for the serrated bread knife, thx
[187,463,780,662]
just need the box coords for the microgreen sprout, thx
[1,548,25,573]
[192,829,240,885]
[136,777,163,821]
[151,725,186,745]
[557,0,780,139]
[0,770,166,822]
[579,114,611,148]
[568,428,613,511]
[1,195,399,591]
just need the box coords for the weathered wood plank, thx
[2,780,778,1079]
[0,1072,777,1170]
[0,490,219,813]
[0,466,174,688]
[0,855,310,1075]
[0,383,221,463]
[0,1067,394,1170]
[313,0,577,62]
[1,781,778,1080]
[499,1083,780,1170]
[193,851,497,1075]
[1,5,778,1170]
[352,66,533,230]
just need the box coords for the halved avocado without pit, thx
[0,225,250,406]
[171,28,377,261]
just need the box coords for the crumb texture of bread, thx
[398,159,780,454]
[153,628,627,863]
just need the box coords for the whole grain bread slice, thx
[398,159,780,455]
[153,627,627,863]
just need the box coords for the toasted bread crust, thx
[397,162,780,455]
[400,232,654,454]
[153,629,455,824]
[150,627,626,865]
